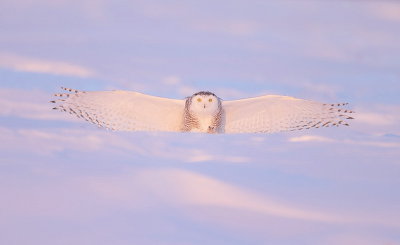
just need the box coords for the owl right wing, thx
[223,95,354,134]
[52,88,185,132]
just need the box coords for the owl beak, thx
[203,104,206,109]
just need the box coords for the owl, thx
[51,87,354,134]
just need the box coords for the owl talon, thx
[207,126,216,134]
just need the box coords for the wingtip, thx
[61,87,79,93]
[323,102,350,107]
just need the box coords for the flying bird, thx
[51,87,354,134]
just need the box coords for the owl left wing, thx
[52,88,185,132]
[222,95,354,134]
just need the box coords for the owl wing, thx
[222,95,354,134]
[52,87,185,132]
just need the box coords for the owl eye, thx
[197,98,202,102]
[208,98,213,102]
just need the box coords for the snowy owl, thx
[51,87,354,134]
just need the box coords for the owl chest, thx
[196,115,214,132]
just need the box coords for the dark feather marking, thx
[193,91,217,97]
[322,122,331,127]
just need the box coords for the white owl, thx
[51,87,354,134]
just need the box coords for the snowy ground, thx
[1,1,400,244]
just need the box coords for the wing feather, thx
[52,88,185,132]
[223,95,354,134]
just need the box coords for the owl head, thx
[187,91,221,115]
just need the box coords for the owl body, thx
[52,88,354,134]
[186,114,214,133]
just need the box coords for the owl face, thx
[189,91,220,115]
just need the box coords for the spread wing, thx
[52,87,185,132]
[223,95,354,134]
